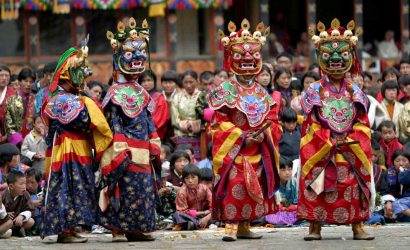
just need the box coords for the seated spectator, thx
[197,143,212,169]
[200,167,213,190]
[160,144,172,173]
[279,108,301,162]
[156,158,177,230]
[176,144,197,165]
[167,150,191,192]
[377,30,400,59]
[25,168,42,235]
[393,153,410,222]
[0,143,29,191]
[21,115,46,174]
[378,121,403,167]
[172,164,212,230]
[265,158,297,225]
[0,171,35,237]
[377,68,404,102]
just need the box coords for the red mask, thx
[229,42,262,76]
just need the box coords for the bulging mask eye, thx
[124,51,133,59]
[341,51,350,60]
[322,53,330,60]
[253,52,261,59]
[233,52,241,60]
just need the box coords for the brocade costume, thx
[98,18,161,237]
[40,45,113,240]
[298,18,374,241]
[209,19,281,241]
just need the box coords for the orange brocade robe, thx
[297,79,373,224]
[208,79,281,221]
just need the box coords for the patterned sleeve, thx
[5,95,23,136]
[175,186,189,212]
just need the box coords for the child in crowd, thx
[265,158,298,225]
[25,168,42,235]
[371,149,410,223]
[279,108,301,162]
[160,144,172,174]
[197,143,212,169]
[176,144,198,165]
[378,121,403,167]
[156,145,177,230]
[172,164,212,230]
[167,150,191,192]
[21,115,46,174]
[0,143,29,191]
[200,167,213,190]
[380,80,404,134]
[392,150,410,222]
[0,171,34,238]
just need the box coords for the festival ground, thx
[0,224,409,250]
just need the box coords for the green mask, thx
[317,40,353,76]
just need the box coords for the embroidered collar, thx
[208,78,275,127]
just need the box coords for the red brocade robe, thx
[208,78,281,221]
[297,79,373,224]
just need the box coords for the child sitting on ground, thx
[265,158,298,225]
[200,167,213,190]
[156,158,177,230]
[25,168,43,235]
[21,115,46,174]
[0,171,34,238]
[167,150,191,192]
[393,151,410,222]
[378,120,403,167]
[173,164,212,230]
[0,143,29,191]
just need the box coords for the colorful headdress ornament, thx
[106,17,149,51]
[218,19,270,75]
[49,34,91,94]
[106,18,150,76]
[309,18,363,76]
[309,18,362,48]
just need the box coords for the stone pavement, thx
[1,224,409,250]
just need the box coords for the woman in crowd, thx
[171,70,202,160]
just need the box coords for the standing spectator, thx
[0,65,16,144]
[85,81,104,104]
[276,52,293,73]
[33,61,57,116]
[380,80,404,134]
[9,75,19,91]
[362,71,373,94]
[198,71,214,91]
[5,68,36,141]
[171,70,202,160]
[213,69,229,85]
[139,70,170,141]
[21,115,46,174]
[295,32,311,58]
[161,70,179,107]
[290,71,320,115]
[399,58,410,77]
[378,30,400,59]
[274,67,293,108]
